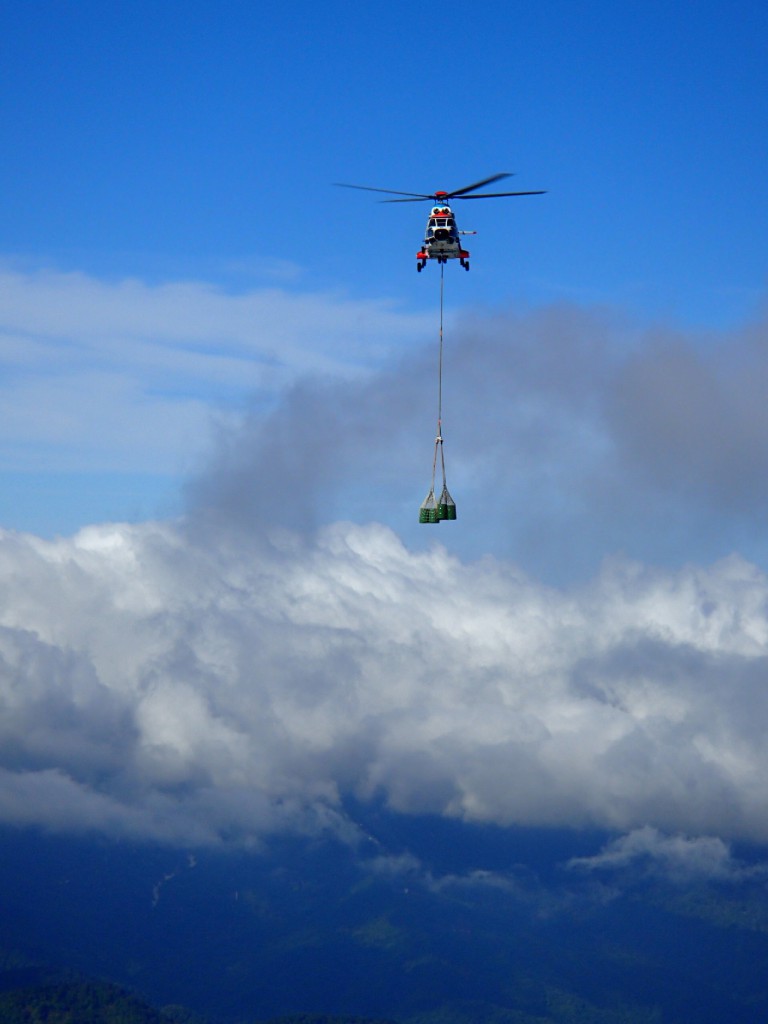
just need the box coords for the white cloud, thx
[2,518,768,847]
[567,826,768,883]
[0,265,430,474]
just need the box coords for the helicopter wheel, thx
[417,263,422,272]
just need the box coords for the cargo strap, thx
[432,263,445,491]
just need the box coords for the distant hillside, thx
[0,979,171,1024]
[1,817,768,1023]
[0,980,403,1024]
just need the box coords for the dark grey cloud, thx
[188,301,768,580]
[608,324,768,512]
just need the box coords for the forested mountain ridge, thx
[0,979,171,1023]
[2,819,768,1023]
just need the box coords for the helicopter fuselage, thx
[417,198,470,271]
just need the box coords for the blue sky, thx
[3,0,766,311]
[1,0,768,559]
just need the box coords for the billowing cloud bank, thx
[1,518,767,847]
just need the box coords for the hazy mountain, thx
[3,809,768,1023]
[0,978,173,1023]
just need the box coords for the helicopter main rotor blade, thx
[380,197,435,203]
[446,173,513,198]
[334,182,433,200]
[334,177,546,203]
[384,188,546,203]
[457,190,547,199]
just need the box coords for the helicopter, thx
[335,173,545,271]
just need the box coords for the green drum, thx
[437,487,457,520]
[419,490,440,523]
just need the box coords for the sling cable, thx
[420,263,457,523]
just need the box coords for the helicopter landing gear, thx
[460,258,469,271]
